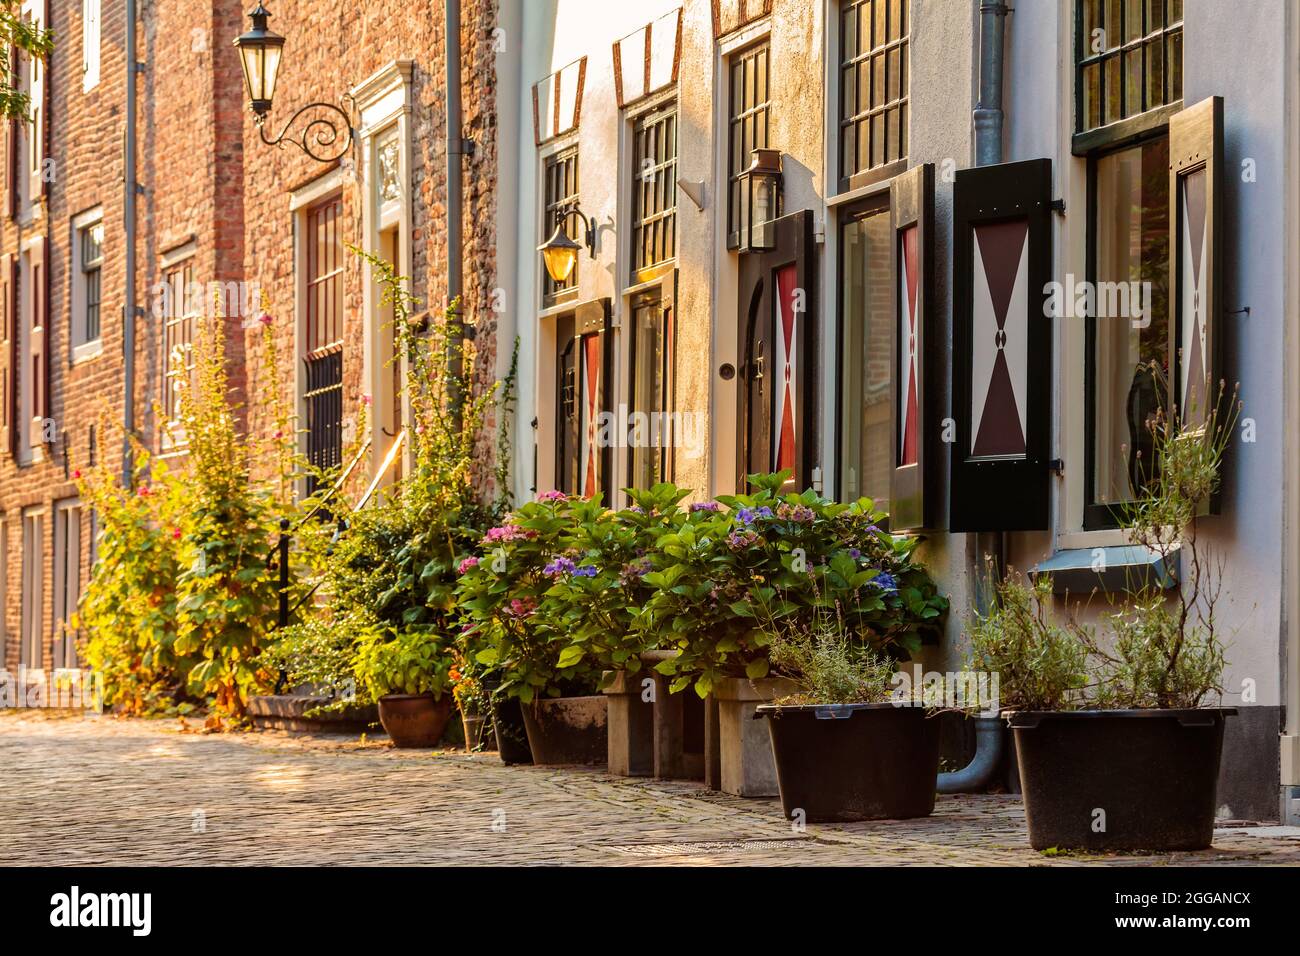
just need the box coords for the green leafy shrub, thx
[79,304,286,721]
[267,250,514,711]
[77,447,197,716]
[456,493,589,703]
[639,471,947,696]
[542,483,691,681]
[354,627,454,699]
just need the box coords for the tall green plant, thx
[171,302,281,718]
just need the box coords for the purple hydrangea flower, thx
[543,556,577,577]
[574,564,599,577]
[737,506,773,525]
[690,501,721,513]
[872,571,898,594]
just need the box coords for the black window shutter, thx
[950,158,1054,532]
[1168,96,1224,514]
[888,163,939,531]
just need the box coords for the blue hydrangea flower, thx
[872,571,898,594]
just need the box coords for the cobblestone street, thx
[1,711,1297,867]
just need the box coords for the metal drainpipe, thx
[938,0,1011,795]
[121,0,139,486]
[445,0,466,431]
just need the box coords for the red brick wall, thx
[0,0,500,674]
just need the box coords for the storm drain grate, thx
[600,838,813,857]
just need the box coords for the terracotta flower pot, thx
[377,693,453,748]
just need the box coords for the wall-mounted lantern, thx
[234,3,353,163]
[738,148,783,253]
[538,205,597,284]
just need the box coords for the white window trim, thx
[158,249,198,454]
[19,505,45,671]
[52,498,82,670]
[18,234,44,465]
[353,59,414,484]
[70,206,104,362]
[82,0,100,92]
[22,0,44,206]
[709,23,772,498]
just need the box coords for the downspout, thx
[121,0,139,486]
[938,0,1011,795]
[445,0,466,431]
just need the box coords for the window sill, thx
[1070,101,1181,156]
[71,340,103,365]
[1030,544,1179,596]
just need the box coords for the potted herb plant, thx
[969,377,1240,852]
[756,611,941,821]
[355,627,455,748]
[457,492,608,765]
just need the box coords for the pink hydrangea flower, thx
[457,556,480,574]
[536,489,567,502]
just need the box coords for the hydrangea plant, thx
[638,471,947,697]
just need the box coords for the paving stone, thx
[1,711,1297,866]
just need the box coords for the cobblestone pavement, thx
[1,711,1298,866]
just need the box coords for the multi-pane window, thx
[163,261,196,429]
[838,199,892,509]
[304,195,345,488]
[78,220,103,345]
[542,147,580,301]
[727,42,770,245]
[1077,0,1183,133]
[629,294,673,490]
[53,498,83,670]
[306,196,344,353]
[839,0,908,189]
[631,105,678,280]
[20,507,43,669]
[1085,135,1169,526]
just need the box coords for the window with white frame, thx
[162,259,197,440]
[72,209,103,354]
[23,0,44,203]
[82,0,100,91]
[53,498,83,669]
[20,506,43,669]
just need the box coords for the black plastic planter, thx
[520,695,608,766]
[756,703,941,822]
[492,694,533,765]
[1008,708,1235,852]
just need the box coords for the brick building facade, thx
[0,0,501,674]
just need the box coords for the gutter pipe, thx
[938,0,1011,795]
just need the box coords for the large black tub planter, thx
[756,702,941,822]
[1008,708,1236,852]
[521,695,608,766]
